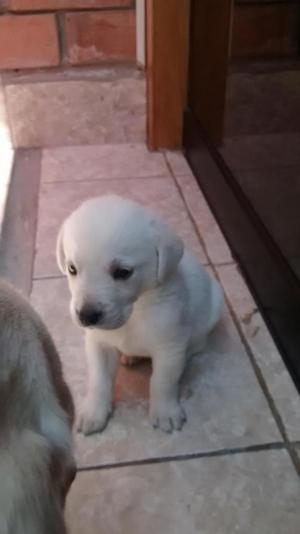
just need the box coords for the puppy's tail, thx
[0,429,67,534]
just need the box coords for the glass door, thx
[184,0,300,390]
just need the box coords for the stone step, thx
[1,65,145,148]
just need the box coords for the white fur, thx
[57,195,224,434]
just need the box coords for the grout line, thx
[76,442,286,473]
[5,7,135,16]
[213,261,236,267]
[27,150,42,296]
[33,274,65,281]
[164,152,300,477]
[32,141,148,150]
[2,67,143,86]
[214,274,300,478]
[56,12,67,65]
[41,174,172,185]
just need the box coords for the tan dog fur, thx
[0,280,75,534]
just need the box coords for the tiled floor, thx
[22,144,300,531]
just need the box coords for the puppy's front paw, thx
[77,401,112,436]
[150,400,187,433]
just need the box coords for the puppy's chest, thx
[100,321,151,357]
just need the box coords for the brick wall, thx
[0,0,136,70]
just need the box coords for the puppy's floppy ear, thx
[150,218,184,283]
[56,223,66,274]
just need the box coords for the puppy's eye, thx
[68,263,77,276]
[111,267,133,281]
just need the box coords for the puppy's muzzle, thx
[76,304,104,327]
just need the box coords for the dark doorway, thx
[184,0,300,391]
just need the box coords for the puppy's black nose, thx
[77,305,103,326]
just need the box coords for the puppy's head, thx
[56,195,183,330]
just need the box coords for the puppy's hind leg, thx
[150,347,187,433]
[78,332,118,435]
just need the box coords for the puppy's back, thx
[0,280,74,533]
[0,430,66,534]
[0,280,74,431]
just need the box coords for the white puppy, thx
[57,195,223,434]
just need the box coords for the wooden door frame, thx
[146,0,190,150]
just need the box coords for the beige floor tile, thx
[165,150,193,176]
[5,77,145,147]
[217,263,300,441]
[34,178,208,277]
[66,450,300,534]
[31,276,280,468]
[175,174,233,265]
[42,144,170,183]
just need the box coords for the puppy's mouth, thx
[72,304,132,330]
[93,316,127,330]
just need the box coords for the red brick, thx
[0,15,59,69]
[65,10,136,64]
[9,0,132,10]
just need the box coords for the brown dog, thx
[0,280,76,534]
